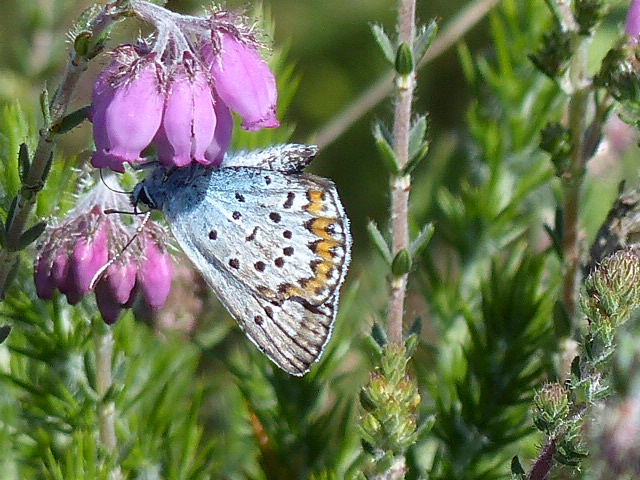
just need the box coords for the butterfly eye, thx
[132,184,157,210]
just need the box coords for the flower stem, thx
[0,4,120,298]
[94,319,117,452]
[561,34,613,332]
[387,0,416,345]
[529,438,557,480]
[560,18,591,329]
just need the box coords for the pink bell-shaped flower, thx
[105,258,137,305]
[69,220,109,299]
[90,49,165,173]
[95,280,124,325]
[207,31,280,131]
[34,246,63,300]
[154,59,216,167]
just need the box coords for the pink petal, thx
[202,95,233,166]
[154,65,216,167]
[70,222,109,296]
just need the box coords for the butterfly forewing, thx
[137,154,351,375]
[221,144,318,172]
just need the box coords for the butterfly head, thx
[131,183,158,211]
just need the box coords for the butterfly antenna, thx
[99,169,132,194]
[89,211,152,290]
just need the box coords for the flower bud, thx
[391,249,411,277]
[533,383,569,435]
[394,43,414,76]
[95,279,124,325]
[137,235,173,309]
[582,249,640,325]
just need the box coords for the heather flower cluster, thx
[34,181,172,324]
[33,2,280,324]
[90,1,279,172]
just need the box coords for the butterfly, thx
[132,144,351,375]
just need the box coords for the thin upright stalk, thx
[562,37,589,328]
[95,324,117,452]
[387,0,416,345]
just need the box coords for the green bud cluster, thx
[360,343,421,477]
[573,0,609,36]
[584,254,640,476]
[595,44,640,104]
[531,382,587,467]
[526,250,640,472]
[582,249,640,326]
[533,383,570,437]
[529,29,574,79]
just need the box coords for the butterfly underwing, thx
[132,144,352,375]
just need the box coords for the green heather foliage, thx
[1,0,640,479]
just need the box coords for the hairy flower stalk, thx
[387,0,416,345]
[360,1,425,478]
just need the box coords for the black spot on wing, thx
[269,212,281,223]
[283,192,295,209]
